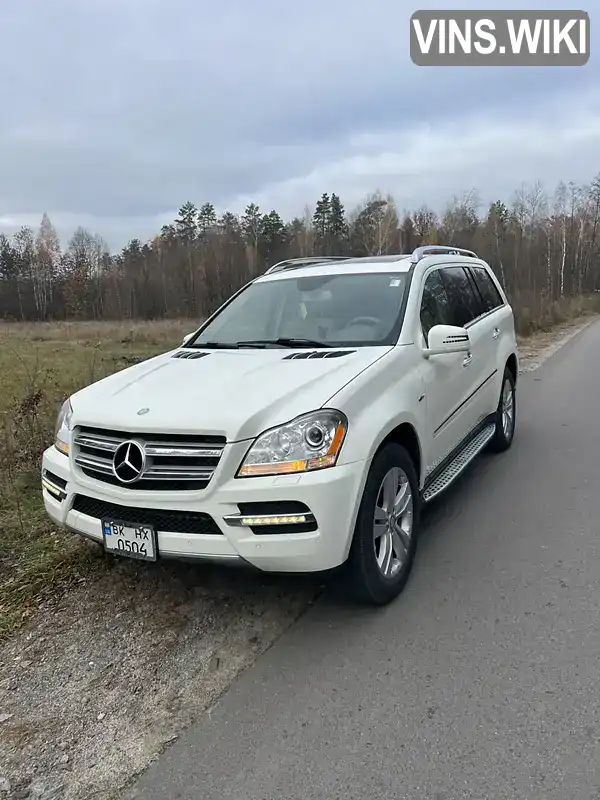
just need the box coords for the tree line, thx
[1,177,600,326]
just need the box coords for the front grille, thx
[71,495,224,535]
[73,426,226,491]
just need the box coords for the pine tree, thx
[198,203,217,237]
[312,193,330,253]
[260,211,287,262]
[0,234,23,318]
[175,202,198,241]
[241,203,263,275]
[327,193,349,253]
[400,214,416,253]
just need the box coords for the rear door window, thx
[440,267,485,327]
[469,266,504,313]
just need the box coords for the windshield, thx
[187,271,410,348]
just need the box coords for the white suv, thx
[41,245,518,605]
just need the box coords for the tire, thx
[488,366,516,453]
[345,443,421,606]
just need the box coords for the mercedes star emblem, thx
[112,440,146,484]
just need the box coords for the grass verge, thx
[0,319,193,642]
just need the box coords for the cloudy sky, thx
[0,0,597,249]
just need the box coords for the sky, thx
[0,0,598,250]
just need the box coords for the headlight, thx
[54,398,73,455]
[237,410,347,478]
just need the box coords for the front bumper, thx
[41,445,369,573]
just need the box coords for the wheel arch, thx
[505,352,518,385]
[373,422,423,487]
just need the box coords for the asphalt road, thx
[126,320,600,800]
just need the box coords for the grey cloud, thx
[0,0,598,248]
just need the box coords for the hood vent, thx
[171,350,210,360]
[283,350,356,360]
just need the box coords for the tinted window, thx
[420,270,451,342]
[440,267,484,327]
[470,266,504,312]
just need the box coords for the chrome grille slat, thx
[73,434,120,452]
[144,467,215,480]
[75,454,114,474]
[73,426,225,491]
[144,445,224,458]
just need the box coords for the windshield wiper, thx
[186,341,240,349]
[187,338,333,350]
[236,338,332,349]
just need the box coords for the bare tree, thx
[34,213,61,319]
[1,176,600,333]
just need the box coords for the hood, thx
[70,346,391,441]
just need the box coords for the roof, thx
[257,254,414,282]
[259,246,482,281]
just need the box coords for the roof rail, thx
[264,256,353,275]
[410,245,479,263]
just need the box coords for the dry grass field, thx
[0,319,194,639]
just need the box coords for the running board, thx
[422,423,496,503]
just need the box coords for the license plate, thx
[101,519,157,562]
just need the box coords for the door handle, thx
[492,327,500,339]
[462,353,472,367]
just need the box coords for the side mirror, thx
[423,324,470,358]
[182,332,194,346]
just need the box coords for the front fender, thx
[326,347,427,482]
